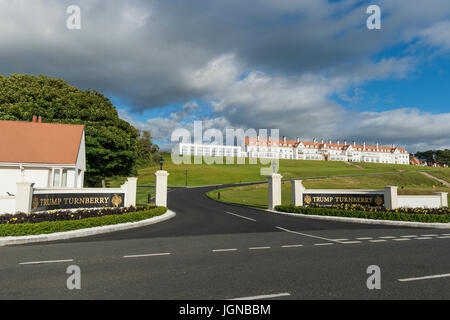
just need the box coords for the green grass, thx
[107,154,448,188]
[426,169,450,183]
[0,206,167,237]
[207,171,450,209]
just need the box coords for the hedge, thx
[0,206,167,237]
[275,205,450,223]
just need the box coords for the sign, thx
[31,193,125,212]
[303,193,384,207]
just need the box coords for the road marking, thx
[420,234,438,237]
[393,238,410,241]
[441,233,450,236]
[369,240,387,243]
[123,253,171,258]
[226,211,256,222]
[415,237,433,240]
[341,241,362,244]
[281,244,304,248]
[437,236,450,239]
[332,239,349,241]
[19,259,74,265]
[356,237,373,240]
[229,292,291,300]
[249,247,271,250]
[314,243,333,246]
[212,249,238,252]
[276,226,341,243]
[400,235,417,238]
[379,236,396,239]
[399,273,450,282]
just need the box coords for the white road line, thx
[441,234,450,236]
[341,241,362,244]
[249,247,271,250]
[393,238,410,241]
[226,211,256,222]
[314,243,333,246]
[332,238,349,241]
[379,236,396,239]
[401,235,417,238]
[123,253,171,258]
[421,234,438,237]
[19,259,74,265]
[415,237,433,240]
[276,226,341,243]
[281,244,304,248]
[356,237,373,240]
[437,236,450,239]
[212,249,238,252]
[369,240,387,243]
[229,293,291,300]
[399,273,450,282]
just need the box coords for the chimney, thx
[313,138,316,143]
[328,139,332,144]
[337,140,340,145]
[363,141,366,149]
[344,140,347,145]
[38,115,42,123]
[257,135,260,141]
[353,141,356,147]
[296,137,300,143]
[268,135,271,142]
[376,141,379,150]
[321,139,324,144]
[32,115,37,123]
[283,136,287,144]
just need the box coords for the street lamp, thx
[159,155,164,170]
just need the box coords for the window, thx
[53,169,60,187]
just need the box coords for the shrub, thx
[275,205,450,223]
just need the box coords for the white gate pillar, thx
[292,180,305,206]
[15,182,34,213]
[155,170,170,207]
[435,192,448,208]
[267,174,283,210]
[384,186,398,210]
[124,177,137,207]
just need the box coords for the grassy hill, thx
[107,154,449,206]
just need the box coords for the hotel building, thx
[175,136,410,165]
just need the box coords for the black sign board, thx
[303,193,384,207]
[31,193,125,212]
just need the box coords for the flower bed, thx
[0,206,154,225]
[275,204,450,223]
[0,206,167,237]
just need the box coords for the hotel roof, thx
[0,120,84,165]
[244,137,407,153]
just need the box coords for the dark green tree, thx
[0,74,157,186]
[136,130,160,167]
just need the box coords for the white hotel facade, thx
[175,136,410,165]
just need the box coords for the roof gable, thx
[0,120,84,165]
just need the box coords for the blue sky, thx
[0,0,449,152]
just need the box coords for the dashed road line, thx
[281,244,304,248]
[415,237,433,240]
[393,238,410,241]
[401,235,417,238]
[314,243,334,246]
[226,211,256,222]
[437,236,450,239]
[123,253,171,258]
[379,236,396,239]
[249,247,271,250]
[212,249,238,252]
[369,240,387,243]
[356,237,373,240]
[341,241,362,244]
[19,259,74,265]
[399,273,450,282]
[229,292,291,300]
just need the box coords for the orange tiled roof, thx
[0,120,84,165]
[245,138,407,153]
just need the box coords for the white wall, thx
[397,196,442,209]
[0,196,15,214]
[0,167,49,196]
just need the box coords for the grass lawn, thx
[108,154,447,188]
[207,171,450,209]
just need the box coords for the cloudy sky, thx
[1,0,449,152]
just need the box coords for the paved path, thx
[1,185,450,299]
[420,171,450,188]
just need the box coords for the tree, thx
[415,149,450,166]
[0,74,154,186]
[136,130,160,167]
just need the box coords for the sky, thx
[0,0,449,152]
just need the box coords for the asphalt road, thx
[1,185,449,300]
